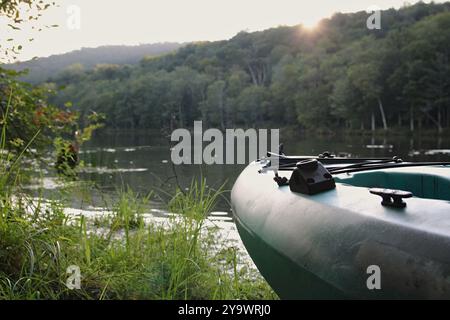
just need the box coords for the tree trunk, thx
[445,106,450,128]
[377,98,388,130]
[410,106,414,132]
[247,63,257,86]
[438,106,442,134]
[421,107,442,134]
[178,103,184,127]
[444,106,450,128]
[371,111,376,132]
[219,88,225,130]
[247,61,266,86]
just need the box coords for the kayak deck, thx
[335,166,450,201]
[231,161,450,299]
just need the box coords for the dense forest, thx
[7,43,182,84]
[37,2,450,133]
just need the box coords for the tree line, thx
[7,43,182,84]
[45,1,450,133]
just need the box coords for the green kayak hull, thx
[231,161,450,299]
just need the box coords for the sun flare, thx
[302,18,320,30]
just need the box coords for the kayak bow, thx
[231,155,450,299]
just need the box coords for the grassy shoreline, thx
[0,180,277,300]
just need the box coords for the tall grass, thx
[0,185,277,299]
[0,95,277,299]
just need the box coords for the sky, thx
[0,0,444,62]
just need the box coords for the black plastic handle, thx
[369,188,413,208]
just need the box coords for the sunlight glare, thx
[302,18,320,31]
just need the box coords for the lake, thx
[76,129,450,213]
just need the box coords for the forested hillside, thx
[7,43,182,83]
[47,2,450,133]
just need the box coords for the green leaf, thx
[7,24,21,30]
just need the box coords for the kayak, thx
[231,155,450,299]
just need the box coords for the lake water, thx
[76,130,450,213]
